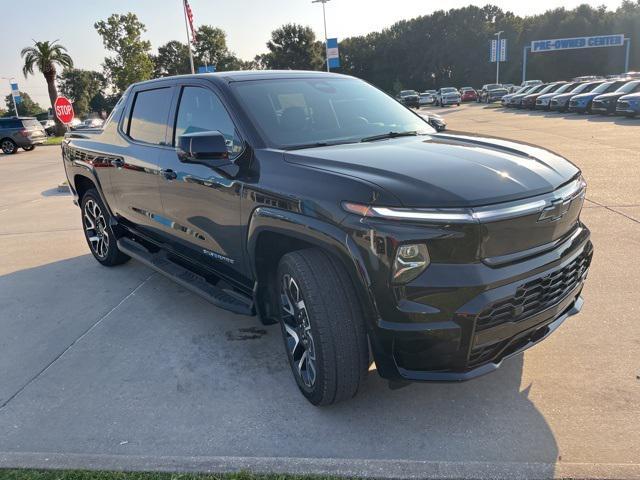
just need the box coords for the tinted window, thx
[128,87,173,145]
[0,119,22,129]
[174,86,243,157]
[616,80,640,94]
[232,77,433,149]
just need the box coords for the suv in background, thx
[435,87,461,106]
[0,117,47,154]
[62,71,592,405]
[396,90,420,108]
[478,84,509,103]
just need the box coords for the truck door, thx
[111,84,175,237]
[156,82,248,286]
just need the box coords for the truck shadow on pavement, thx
[0,254,558,471]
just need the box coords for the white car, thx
[435,87,461,107]
[419,91,436,106]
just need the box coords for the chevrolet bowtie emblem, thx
[538,198,572,222]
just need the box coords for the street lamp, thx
[494,31,504,84]
[312,0,331,72]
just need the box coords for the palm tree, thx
[21,40,73,136]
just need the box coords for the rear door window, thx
[128,87,173,145]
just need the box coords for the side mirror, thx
[177,130,231,168]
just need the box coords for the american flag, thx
[184,0,197,42]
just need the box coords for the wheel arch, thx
[247,207,376,327]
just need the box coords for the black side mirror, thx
[177,130,231,168]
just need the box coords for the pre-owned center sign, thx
[531,34,625,53]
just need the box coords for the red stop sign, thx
[54,96,75,124]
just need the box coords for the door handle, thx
[111,158,124,168]
[161,169,177,181]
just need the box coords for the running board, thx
[117,237,253,316]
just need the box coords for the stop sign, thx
[54,96,75,124]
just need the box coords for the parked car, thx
[501,85,537,107]
[536,82,582,110]
[616,92,640,117]
[508,83,547,108]
[60,70,593,405]
[72,118,105,130]
[520,79,543,88]
[522,82,567,109]
[40,119,56,136]
[591,80,640,115]
[0,117,48,154]
[435,87,461,106]
[568,79,629,113]
[396,90,420,108]
[459,87,477,102]
[550,81,603,112]
[419,91,436,106]
[478,84,509,103]
[419,111,447,131]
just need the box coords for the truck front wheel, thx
[277,249,369,406]
[80,189,130,266]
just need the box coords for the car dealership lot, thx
[1,106,639,479]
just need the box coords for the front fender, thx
[247,206,377,316]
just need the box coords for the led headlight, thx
[392,244,430,284]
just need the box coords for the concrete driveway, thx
[1,108,639,479]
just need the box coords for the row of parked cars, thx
[500,76,640,116]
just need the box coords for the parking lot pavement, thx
[1,115,639,479]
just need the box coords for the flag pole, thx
[183,0,195,74]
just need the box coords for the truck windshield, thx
[232,77,433,149]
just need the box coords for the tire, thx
[1,138,18,154]
[80,189,130,266]
[277,248,369,406]
[23,145,35,151]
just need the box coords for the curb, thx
[1,452,639,479]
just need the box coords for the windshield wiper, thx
[283,140,358,151]
[360,131,420,142]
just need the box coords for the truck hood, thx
[594,92,626,102]
[619,92,640,101]
[284,134,579,208]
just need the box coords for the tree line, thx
[5,2,639,128]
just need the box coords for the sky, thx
[0,0,625,108]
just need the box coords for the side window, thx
[174,86,243,158]
[128,87,173,145]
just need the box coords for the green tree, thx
[94,13,154,93]
[20,40,73,135]
[58,69,107,118]
[3,92,45,117]
[153,40,191,77]
[192,25,247,71]
[262,24,324,70]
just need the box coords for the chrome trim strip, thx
[368,177,586,224]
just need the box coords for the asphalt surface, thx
[0,106,639,479]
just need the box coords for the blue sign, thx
[489,39,507,62]
[197,65,216,73]
[10,82,21,104]
[531,34,625,53]
[326,38,340,68]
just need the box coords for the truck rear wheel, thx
[277,248,368,406]
[1,139,17,154]
[80,189,130,266]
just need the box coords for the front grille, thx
[475,250,592,332]
[618,101,629,109]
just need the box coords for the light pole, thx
[312,0,331,72]
[495,31,504,84]
[1,76,19,116]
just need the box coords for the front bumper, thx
[616,101,639,115]
[366,228,593,382]
[591,101,615,114]
[441,97,460,105]
[550,100,569,111]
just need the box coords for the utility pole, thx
[495,31,503,84]
[312,0,331,72]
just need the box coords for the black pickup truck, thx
[62,71,592,405]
